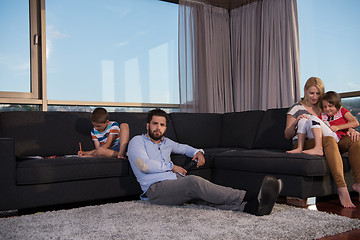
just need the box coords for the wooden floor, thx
[303,195,360,240]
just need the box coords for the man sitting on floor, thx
[127,108,282,216]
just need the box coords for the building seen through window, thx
[298,0,360,130]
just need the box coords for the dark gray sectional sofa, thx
[0,109,354,211]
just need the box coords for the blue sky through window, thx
[45,0,179,104]
[0,0,30,92]
[298,0,360,94]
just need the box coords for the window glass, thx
[298,0,360,94]
[0,1,30,92]
[342,97,360,131]
[46,0,179,104]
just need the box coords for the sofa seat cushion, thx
[16,156,129,185]
[203,147,237,156]
[212,149,335,176]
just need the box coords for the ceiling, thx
[193,0,259,9]
[163,0,259,10]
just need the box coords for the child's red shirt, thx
[318,107,349,139]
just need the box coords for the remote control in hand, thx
[183,159,198,171]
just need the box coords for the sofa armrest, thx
[0,138,17,210]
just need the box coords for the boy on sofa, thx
[78,107,129,158]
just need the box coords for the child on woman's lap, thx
[287,91,359,158]
[285,77,360,208]
[286,114,338,156]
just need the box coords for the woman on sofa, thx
[284,76,360,208]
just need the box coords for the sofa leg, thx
[286,197,316,207]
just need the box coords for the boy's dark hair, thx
[321,91,342,110]
[90,107,109,123]
[147,108,169,125]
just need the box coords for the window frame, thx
[0,0,179,111]
[339,91,360,99]
[0,0,42,103]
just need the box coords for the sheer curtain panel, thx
[230,2,261,111]
[179,0,301,113]
[258,0,301,110]
[178,0,233,113]
[231,0,301,111]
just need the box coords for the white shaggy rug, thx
[1,201,360,240]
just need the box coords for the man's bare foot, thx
[286,148,302,154]
[302,148,323,156]
[338,187,356,208]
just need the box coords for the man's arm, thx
[192,151,205,167]
[169,139,205,167]
[127,136,173,174]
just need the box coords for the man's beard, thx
[148,130,164,141]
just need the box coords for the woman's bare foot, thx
[302,147,323,156]
[338,187,356,208]
[286,148,302,154]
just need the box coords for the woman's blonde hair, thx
[301,77,325,108]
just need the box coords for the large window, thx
[0,0,179,110]
[46,0,179,104]
[0,0,31,93]
[2,0,359,114]
[298,0,360,130]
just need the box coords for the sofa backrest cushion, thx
[109,112,177,141]
[220,111,264,149]
[253,108,293,150]
[0,111,94,157]
[0,111,177,157]
[110,112,147,139]
[169,113,222,148]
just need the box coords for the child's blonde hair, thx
[90,107,109,123]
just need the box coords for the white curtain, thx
[231,2,261,111]
[259,0,301,110]
[231,0,301,111]
[179,0,233,113]
[179,0,301,113]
